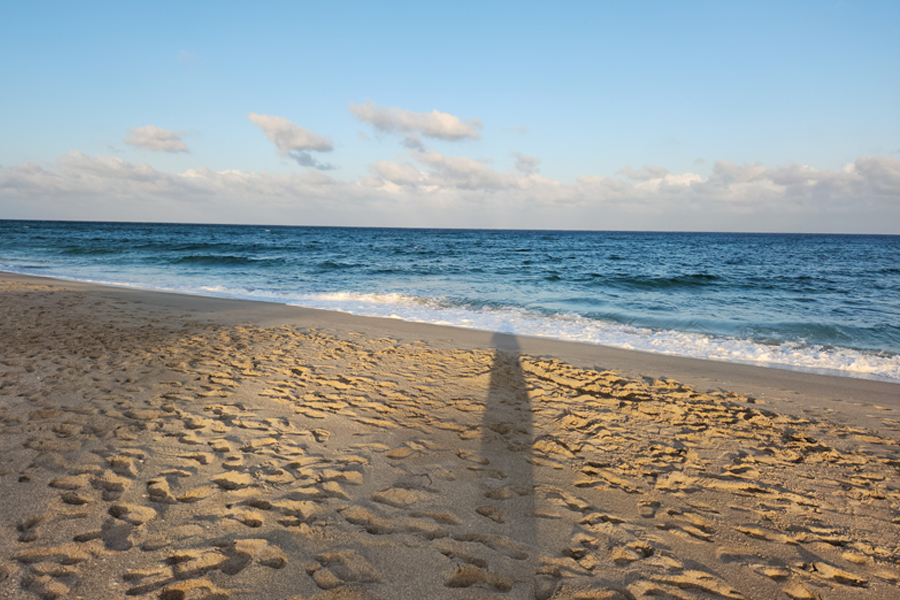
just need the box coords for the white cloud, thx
[853,155,900,195]
[662,173,704,186]
[708,160,768,185]
[409,150,522,190]
[366,161,425,186]
[512,152,540,175]
[124,125,189,153]
[2,153,897,232]
[248,113,332,153]
[402,134,425,150]
[357,151,900,224]
[61,152,160,181]
[248,113,334,169]
[765,163,821,186]
[349,101,482,141]
[619,164,669,180]
[1,152,345,219]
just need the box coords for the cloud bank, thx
[248,113,335,170]
[349,101,482,141]
[3,152,897,232]
[124,125,189,153]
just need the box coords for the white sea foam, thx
[7,269,900,382]
[198,285,900,382]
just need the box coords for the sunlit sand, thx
[1,274,898,600]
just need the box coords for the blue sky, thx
[1,1,898,232]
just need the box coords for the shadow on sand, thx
[480,333,538,588]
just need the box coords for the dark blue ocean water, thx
[1,220,898,381]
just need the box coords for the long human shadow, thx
[480,333,537,570]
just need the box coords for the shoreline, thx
[2,227,897,385]
[6,269,899,386]
[2,272,899,600]
[5,272,899,431]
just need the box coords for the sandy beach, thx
[1,273,898,600]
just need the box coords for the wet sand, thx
[1,273,898,600]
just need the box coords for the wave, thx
[3,223,897,382]
[316,261,360,271]
[588,273,722,290]
[189,284,900,382]
[170,254,274,267]
[58,247,120,256]
[3,265,898,381]
[1,264,51,270]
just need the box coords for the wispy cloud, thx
[248,113,335,170]
[619,164,669,180]
[124,125,189,153]
[512,152,540,175]
[349,101,482,141]
[402,134,425,150]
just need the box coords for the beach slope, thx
[1,274,898,600]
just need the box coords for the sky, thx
[1,1,898,233]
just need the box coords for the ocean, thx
[1,220,898,382]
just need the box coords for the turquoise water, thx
[1,220,898,381]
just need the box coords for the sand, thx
[0,273,898,600]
